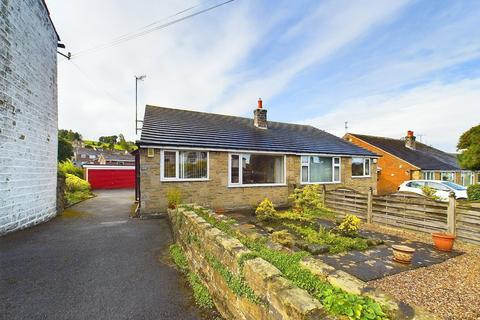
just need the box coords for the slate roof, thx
[139,105,377,156]
[349,133,460,170]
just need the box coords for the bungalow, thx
[136,100,379,213]
[344,131,478,194]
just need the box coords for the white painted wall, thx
[0,0,59,235]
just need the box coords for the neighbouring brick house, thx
[0,1,61,234]
[136,100,379,213]
[344,131,478,194]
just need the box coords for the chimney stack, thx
[405,130,416,150]
[254,98,267,129]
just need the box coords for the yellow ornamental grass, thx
[65,173,91,192]
[338,214,361,237]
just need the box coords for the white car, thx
[398,180,468,201]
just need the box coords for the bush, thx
[65,173,90,192]
[255,198,276,221]
[58,160,83,179]
[289,185,323,213]
[271,230,295,247]
[467,184,480,201]
[166,188,182,208]
[337,214,361,237]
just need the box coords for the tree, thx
[99,135,118,145]
[58,138,73,162]
[457,124,480,170]
[59,129,82,142]
[117,134,132,152]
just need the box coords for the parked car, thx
[398,180,467,201]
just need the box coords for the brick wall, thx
[0,0,58,235]
[345,134,416,194]
[139,149,377,213]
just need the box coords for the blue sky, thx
[49,0,480,152]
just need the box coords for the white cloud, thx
[303,79,480,152]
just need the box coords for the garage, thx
[84,165,135,190]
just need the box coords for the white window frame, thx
[300,155,341,184]
[351,157,371,178]
[160,149,209,182]
[461,171,474,186]
[440,171,455,182]
[422,170,435,180]
[228,153,287,187]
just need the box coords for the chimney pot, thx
[258,98,263,109]
[407,130,414,137]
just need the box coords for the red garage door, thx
[85,166,135,190]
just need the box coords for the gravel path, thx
[365,224,480,320]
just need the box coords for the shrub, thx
[289,185,323,213]
[337,214,361,237]
[421,185,441,201]
[271,230,295,247]
[65,173,90,192]
[255,198,276,221]
[166,188,182,208]
[58,160,83,179]
[467,184,480,201]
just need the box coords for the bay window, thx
[352,158,371,177]
[301,156,340,183]
[161,150,208,181]
[229,153,285,186]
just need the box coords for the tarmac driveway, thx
[0,189,202,320]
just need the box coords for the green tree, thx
[118,134,133,152]
[59,129,82,142]
[457,124,480,170]
[58,138,73,162]
[99,135,118,145]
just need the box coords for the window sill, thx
[228,183,287,188]
[351,176,371,179]
[161,178,210,182]
[300,181,341,185]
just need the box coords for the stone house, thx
[73,147,134,166]
[0,1,61,235]
[344,131,478,194]
[136,100,379,213]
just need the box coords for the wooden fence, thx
[323,187,480,245]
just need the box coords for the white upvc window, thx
[228,153,286,187]
[440,171,455,182]
[351,157,371,177]
[461,171,474,186]
[160,150,209,181]
[301,156,341,184]
[422,171,435,180]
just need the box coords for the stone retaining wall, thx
[168,206,327,319]
[169,205,437,320]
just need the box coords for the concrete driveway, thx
[0,189,203,320]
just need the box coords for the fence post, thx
[367,187,373,224]
[321,184,327,208]
[447,192,456,235]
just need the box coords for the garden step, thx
[140,213,167,220]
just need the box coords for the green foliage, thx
[284,223,368,254]
[99,135,118,145]
[270,230,295,248]
[190,206,385,319]
[273,209,315,222]
[421,186,441,201]
[58,138,73,162]
[187,272,214,309]
[457,124,480,170]
[58,160,83,179]
[65,190,92,206]
[59,129,82,142]
[289,185,332,218]
[337,214,361,237]
[167,188,182,208]
[169,244,189,272]
[65,173,90,192]
[169,244,214,309]
[206,254,261,304]
[117,134,135,152]
[467,184,480,201]
[255,198,276,221]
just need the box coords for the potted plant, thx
[431,233,456,252]
[392,245,415,264]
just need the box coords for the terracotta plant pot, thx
[215,208,225,215]
[432,233,456,252]
[168,203,176,209]
[392,245,415,264]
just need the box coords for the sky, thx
[48,0,480,152]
